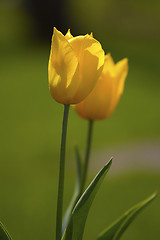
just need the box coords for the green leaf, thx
[0,221,12,240]
[97,192,157,240]
[62,158,112,240]
[62,146,82,234]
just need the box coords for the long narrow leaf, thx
[62,146,82,234]
[62,159,112,240]
[97,192,157,240]
[0,222,12,240]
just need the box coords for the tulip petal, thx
[108,58,128,116]
[73,54,128,120]
[48,27,79,104]
[65,29,74,40]
[69,35,104,102]
[103,54,115,76]
[86,73,114,119]
[115,58,128,96]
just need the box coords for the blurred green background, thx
[0,0,160,239]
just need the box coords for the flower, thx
[73,53,128,120]
[48,28,104,104]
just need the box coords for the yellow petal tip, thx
[90,32,93,38]
[65,29,74,40]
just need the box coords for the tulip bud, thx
[74,54,128,120]
[48,28,104,104]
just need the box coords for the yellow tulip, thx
[74,53,128,120]
[48,28,104,104]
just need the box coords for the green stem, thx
[56,104,70,240]
[80,120,94,194]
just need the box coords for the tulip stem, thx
[56,104,70,240]
[80,120,94,193]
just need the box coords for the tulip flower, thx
[74,53,128,120]
[48,28,104,104]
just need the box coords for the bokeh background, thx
[0,0,160,239]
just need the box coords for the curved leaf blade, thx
[97,192,157,240]
[62,159,112,240]
[0,222,12,240]
[62,146,82,234]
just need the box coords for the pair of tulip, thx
[48,28,128,240]
[48,28,128,120]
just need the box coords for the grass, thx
[0,162,159,240]
[85,170,160,240]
